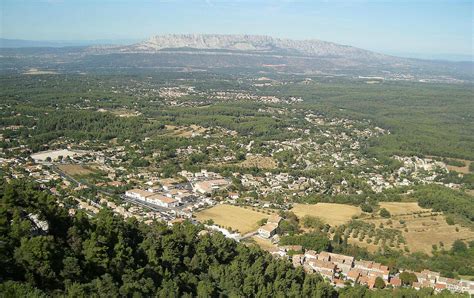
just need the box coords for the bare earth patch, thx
[23,68,59,75]
[239,155,277,169]
[292,203,361,226]
[195,204,269,234]
[164,124,207,138]
[58,164,95,176]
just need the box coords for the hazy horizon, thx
[2,0,472,61]
[1,35,472,62]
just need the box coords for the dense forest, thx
[0,179,468,297]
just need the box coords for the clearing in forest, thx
[239,155,277,169]
[58,164,95,176]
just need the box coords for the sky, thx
[1,0,473,60]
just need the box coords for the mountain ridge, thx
[123,34,391,61]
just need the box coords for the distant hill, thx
[123,34,392,62]
[1,34,472,81]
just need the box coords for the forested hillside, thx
[1,179,467,297]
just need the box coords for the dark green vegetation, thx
[1,179,468,297]
[2,74,473,160]
[270,81,474,160]
[412,185,474,224]
[0,179,335,297]
[279,214,474,280]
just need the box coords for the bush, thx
[445,216,455,225]
[380,208,391,218]
[361,204,373,213]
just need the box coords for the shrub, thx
[380,208,391,218]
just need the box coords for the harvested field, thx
[239,155,277,169]
[195,204,270,234]
[292,203,361,226]
[378,202,426,216]
[58,164,95,176]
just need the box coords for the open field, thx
[58,164,95,176]
[378,202,425,216]
[195,204,270,234]
[110,109,141,118]
[292,203,361,226]
[239,155,277,169]
[357,202,474,255]
[23,68,59,75]
[164,124,207,138]
[446,159,472,174]
[31,149,86,162]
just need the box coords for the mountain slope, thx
[126,34,390,61]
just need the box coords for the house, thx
[292,254,304,267]
[421,270,440,284]
[193,179,230,194]
[304,250,318,261]
[308,260,336,280]
[147,194,179,208]
[389,277,402,287]
[354,260,389,281]
[267,214,282,225]
[434,283,447,292]
[125,189,154,201]
[367,276,378,289]
[436,277,463,292]
[228,192,239,199]
[328,252,354,274]
[258,222,278,238]
[347,270,360,282]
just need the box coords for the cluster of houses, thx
[289,250,473,295]
[411,270,474,294]
[125,170,231,211]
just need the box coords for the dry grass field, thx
[359,202,474,255]
[195,204,270,234]
[239,155,277,169]
[292,203,361,225]
[164,124,207,138]
[378,202,425,216]
[446,159,472,174]
[58,164,95,176]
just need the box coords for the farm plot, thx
[378,202,425,216]
[58,164,95,176]
[292,203,361,226]
[195,204,270,234]
[362,202,474,255]
[239,155,277,169]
